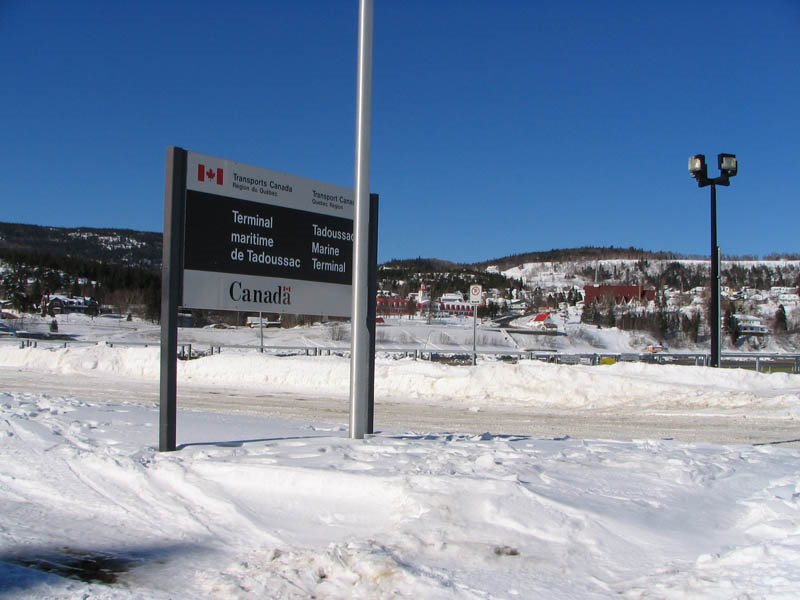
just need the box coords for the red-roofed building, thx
[526,312,559,330]
[376,296,414,316]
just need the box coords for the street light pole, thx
[709,183,720,368]
[688,153,738,368]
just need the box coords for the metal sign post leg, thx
[160,147,187,452]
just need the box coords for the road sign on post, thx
[182,151,356,316]
[470,284,482,365]
[469,284,483,305]
[160,147,378,451]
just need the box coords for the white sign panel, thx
[187,152,354,217]
[183,271,351,316]
[469,284,482,304]
[181,151,355,316]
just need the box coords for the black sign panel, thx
[184,190,354,286]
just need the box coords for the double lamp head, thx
[688,153,738,187]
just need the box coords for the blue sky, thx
[2,1,798,264]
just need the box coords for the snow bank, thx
[1,392,799,598]
[1,344,798,413]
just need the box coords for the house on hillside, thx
[733,314,769,336]
[45,294,99,316]
[770,286,798,298]
[507,298,529,315]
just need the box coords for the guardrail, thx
[2,337,798,373]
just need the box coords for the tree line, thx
[0,248,160,320]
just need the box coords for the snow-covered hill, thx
[502,258,800,288]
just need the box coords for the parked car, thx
[645,344,668,353]
[0,321,17,337]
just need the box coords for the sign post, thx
[469,284,482,366]
[160,147,187,452]
[367,193,379,434]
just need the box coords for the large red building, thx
[376,296,414,316]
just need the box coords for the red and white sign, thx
[469,284,482,304]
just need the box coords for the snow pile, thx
[1,344,798,413]
[1,392,800,599]
[0,343,161,378]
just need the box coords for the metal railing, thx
[2,337,798,373]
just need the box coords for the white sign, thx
[181,151,355,317]
[469,284,483,304]
[182,271,351,316]
[187,152,354,218]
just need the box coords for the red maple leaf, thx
[206,169,216,180]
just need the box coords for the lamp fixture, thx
[689,153,737,187]
[718,153,738,178]
[688,154,707,180]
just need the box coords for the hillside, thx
[2,222,798,286]
[0,222,161,271]
[475,246,684,271]
[0,222,161,318]
[1,222,798,327]
[502,257,800,291]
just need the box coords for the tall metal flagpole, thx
[349,0,374,439]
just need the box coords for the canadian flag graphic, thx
[197,164,224,185]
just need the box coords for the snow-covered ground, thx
[1,316,800,598]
